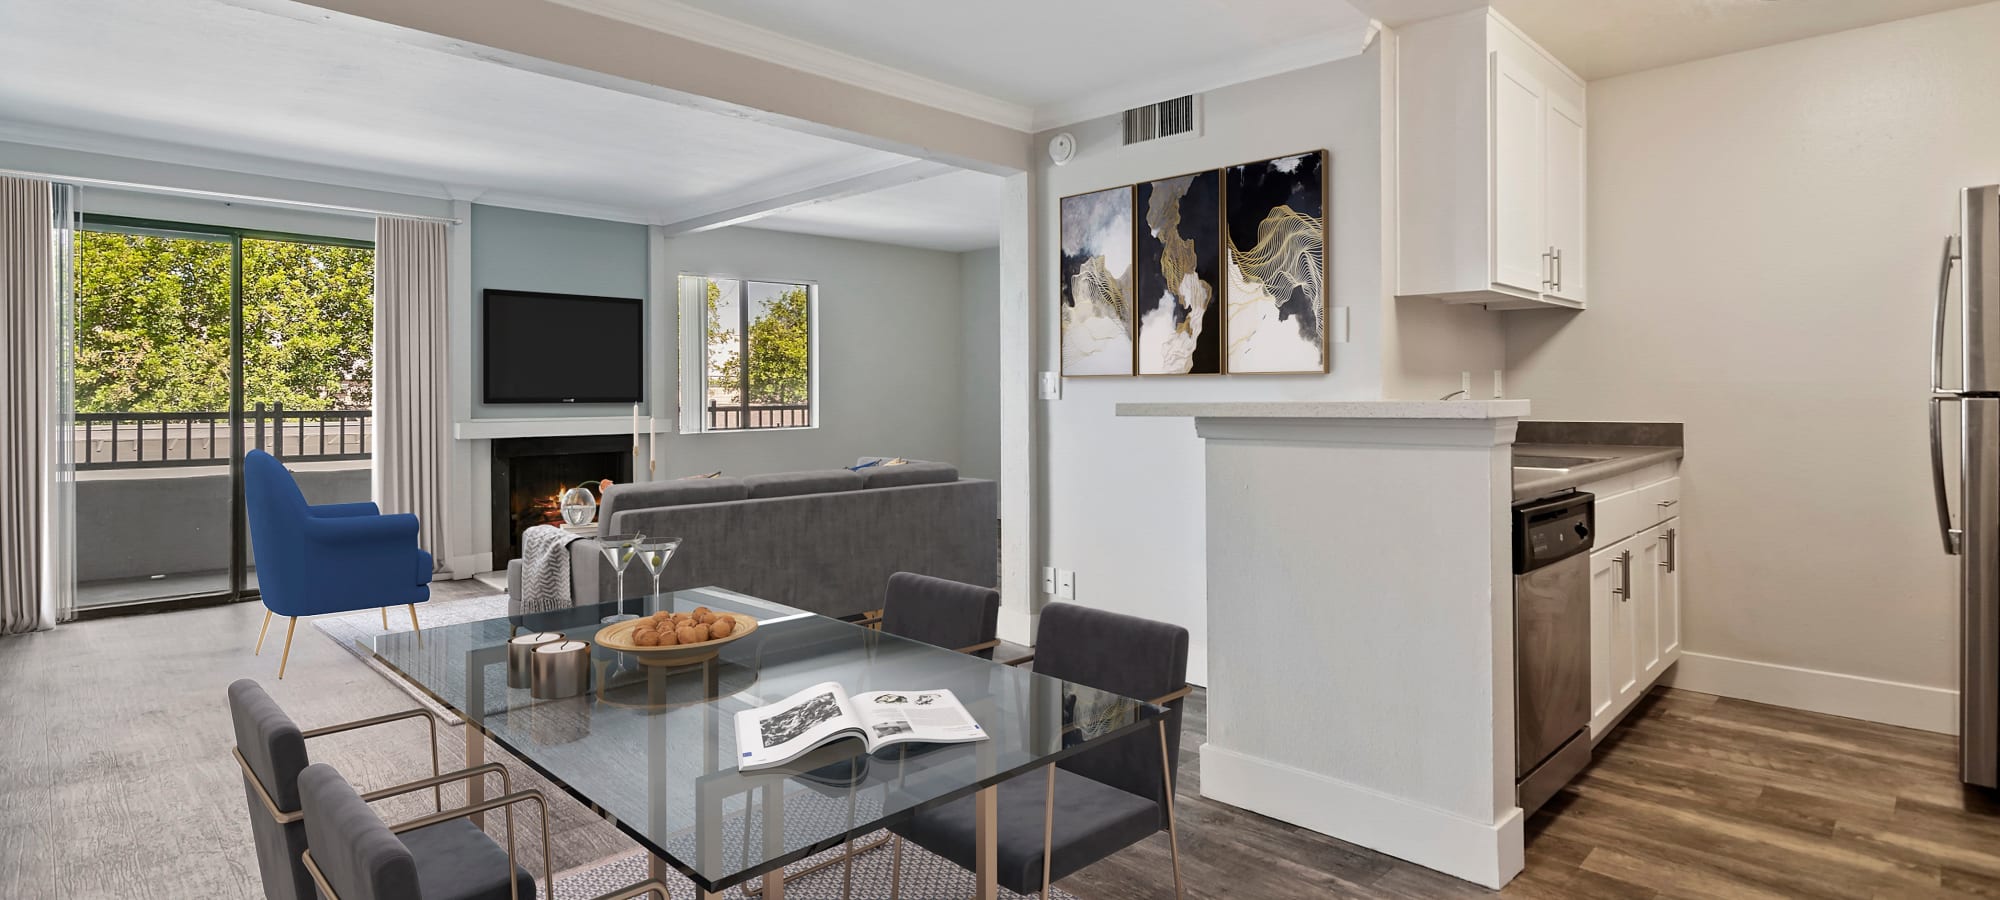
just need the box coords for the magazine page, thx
[850,689,988,751]
[735,682,863,770]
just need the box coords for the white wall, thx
[957,247,1001,481]
[1502,2,2000,729]
[652,226,970,477]
[1031,51,1386,685]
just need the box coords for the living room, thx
[13,1,2000,898]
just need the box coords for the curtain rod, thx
[0,167,462,225]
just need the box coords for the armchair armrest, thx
[310,501,380,518]
[303,788,552,900]
[235,707,447,824]
[305,512,419,547]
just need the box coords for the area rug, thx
[311,591,515,726]
[550,832,1080,900]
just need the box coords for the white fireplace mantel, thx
[1116,398,1529,889]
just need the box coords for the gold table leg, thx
[974,784,998,900]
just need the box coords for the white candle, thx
[647,416,656,477]
[631,404,640,463]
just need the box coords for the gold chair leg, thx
[889,835,903,900]
[277,617,298,680]
[1159,719,1184,900]
[255,609,272,655]
[381,606,389,630]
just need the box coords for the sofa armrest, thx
[570,539,603,605]
[506,559,525,615]
[310,501,380,518]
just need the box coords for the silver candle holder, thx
[507,632,564,689]
[531,639,592,700]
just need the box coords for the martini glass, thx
[636,537,683,611]
[598,533,646,622]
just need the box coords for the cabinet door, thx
[1588,540,1635,738]
[1490,51,1547,295]
[1633,523,1664,682]
[1657,518,1682,665]
[1543,93,1585,304]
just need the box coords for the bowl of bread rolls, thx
[594,606,758,665]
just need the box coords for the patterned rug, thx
[550,833,1079,900]
[311,591,515,725]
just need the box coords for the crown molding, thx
[545,0,1037,133]
[1029,20,1382,132]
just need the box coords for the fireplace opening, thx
[491,435,632,565]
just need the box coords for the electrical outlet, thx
[1056,569,1076,601]
[1041,566,1057,595]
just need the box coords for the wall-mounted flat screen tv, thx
[483,289,643,404]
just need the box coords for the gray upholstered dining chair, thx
[887,602,1191,900]
[298,763,679,900]
[879,571,1002,658]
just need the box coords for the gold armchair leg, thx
[407,604,420,634]
[381,606,389,630]
[1159,719,1184,900]
[277,617,298,680]
[255,609,272,654]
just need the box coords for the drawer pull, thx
[1657,499,1678,509]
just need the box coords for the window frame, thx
[677,274,819,434]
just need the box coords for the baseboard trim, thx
[1663,651,1958,735]
[443,553,490,581]
[1199,744,1523,888]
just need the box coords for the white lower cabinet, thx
[1587,505,1683,740]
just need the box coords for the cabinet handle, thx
[1542,248,1554,290]
[1554,247,1563,293]
[1614,550,1633,601]
[1657,498,1677,509]
[1661,528,1677,573]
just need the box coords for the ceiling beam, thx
[657,160,955,235]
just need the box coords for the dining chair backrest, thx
[1033,602,1189,826]
[881,572,1001,659]
[228,678,316,900]
[298,763,423,900]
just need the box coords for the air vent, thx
[1122,95,1199,145]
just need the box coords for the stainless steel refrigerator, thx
[1933,184,2000,788]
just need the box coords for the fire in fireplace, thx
[490,435,633,565]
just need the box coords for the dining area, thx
[227,574,1192,900]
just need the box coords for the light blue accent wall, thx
[469,203,652,419]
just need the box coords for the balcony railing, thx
[707,401,811,431]
[73,404,370,470]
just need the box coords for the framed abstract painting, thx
[1135,169,1221,375]
[1058,185,1135,376]
[1222,151,1328,374]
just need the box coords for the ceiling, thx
[1490,0,1997,80]
[0,0,1002,249]
[573,0,1378,130]
[746,170,1003,253]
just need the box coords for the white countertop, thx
[1115,399,1532,420]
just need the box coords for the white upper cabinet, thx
[1396,9,1586,310]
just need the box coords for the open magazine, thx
[735,681,987,771]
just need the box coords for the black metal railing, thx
[74,404,370,470]
[707,401,811,431]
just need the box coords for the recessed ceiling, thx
[594,0,1376,129]
[1491,0,1996,80]
[0,0,1002,249]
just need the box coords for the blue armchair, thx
[245,449,432,678]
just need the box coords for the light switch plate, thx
[1039,371,1062,400]
[1056,569,1076,600]
[1041,566,1057,595]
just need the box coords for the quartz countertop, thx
[1513,442,1683,501]
[1116,399,1532,419]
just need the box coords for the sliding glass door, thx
[69,216,374,611]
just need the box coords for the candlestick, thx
[647,416,656,479]
[631,403,640,464]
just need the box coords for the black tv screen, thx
[483,289,643,403]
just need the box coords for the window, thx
[680,275,814,431]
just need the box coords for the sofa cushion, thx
[743,469,864,499]
[861,461,959,489]
[599,478,749,533]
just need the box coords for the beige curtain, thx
[1,177,56,633]
[373,217,450,573]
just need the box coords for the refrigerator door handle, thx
[1935,393,1965,555]
[1937,234,1962,393]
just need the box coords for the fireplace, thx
[490,435,632,565]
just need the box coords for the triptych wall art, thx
[1060,149,1327,377]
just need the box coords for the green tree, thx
[704,278,739,398]
[71,231,374,414]
[746,286,809,405]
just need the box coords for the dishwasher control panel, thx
[1513,491,1595,573]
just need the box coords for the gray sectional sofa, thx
[505,460,996,620]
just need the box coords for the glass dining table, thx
[367,586,1165,899]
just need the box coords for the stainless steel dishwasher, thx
[1513,490,1594,816]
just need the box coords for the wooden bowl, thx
[594,612,759,666]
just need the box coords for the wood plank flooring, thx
[4,586,2000,898]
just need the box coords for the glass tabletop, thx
[368,587,1164,893]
